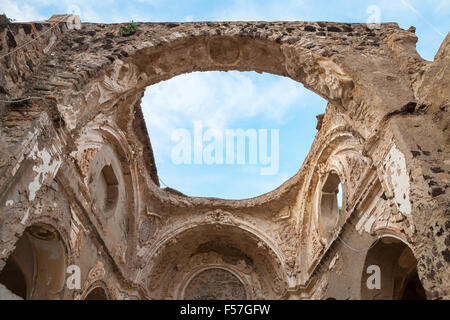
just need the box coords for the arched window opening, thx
[0,224,66,300]
[361,237,426,300]
[319,171,342,240]
[85,286,109,300]
[100,165,119,213]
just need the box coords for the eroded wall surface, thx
[0,15,448,300]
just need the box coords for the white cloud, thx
[183,15,194,22]
[141,71,314,162]
[212,0,310,21]
[435,0,450,14]
[0,0,46,22]
[135,0,159,4]
[0,0,139,23]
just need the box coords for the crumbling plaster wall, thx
[0,17,448,299]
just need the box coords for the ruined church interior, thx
[0,14,448,300]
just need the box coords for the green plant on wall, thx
[1,13,16,24]
[118,21,138,36]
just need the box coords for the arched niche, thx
[0,224,67,300]
[302,129,364,240]
[183,268,247,300]
[319,171,342,241]
[361,236,426,300]
[97,164,120,216]
[144,221,287,300]
[88,142,126,222]
[84,285,109,300]
[74,125,138,266]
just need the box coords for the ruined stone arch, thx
[139,209,289,270]
[72,122,140,267]
[290,124,378,284]
[55,28,397,145]
[314,141,371,239]
[10,21,420,236]
[82,281,110,300]
[72,259,124,300]
[303,128,368,235]
[51,32,371,224]
[180,266,249,300]
[360,235,426,300]
[49,26,413,232]
[1,18,448,299]
[142,220,288,299]
[93,33,353,102]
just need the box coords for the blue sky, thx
[3,1,448,199]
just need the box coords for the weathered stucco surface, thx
[0,15,448,300]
